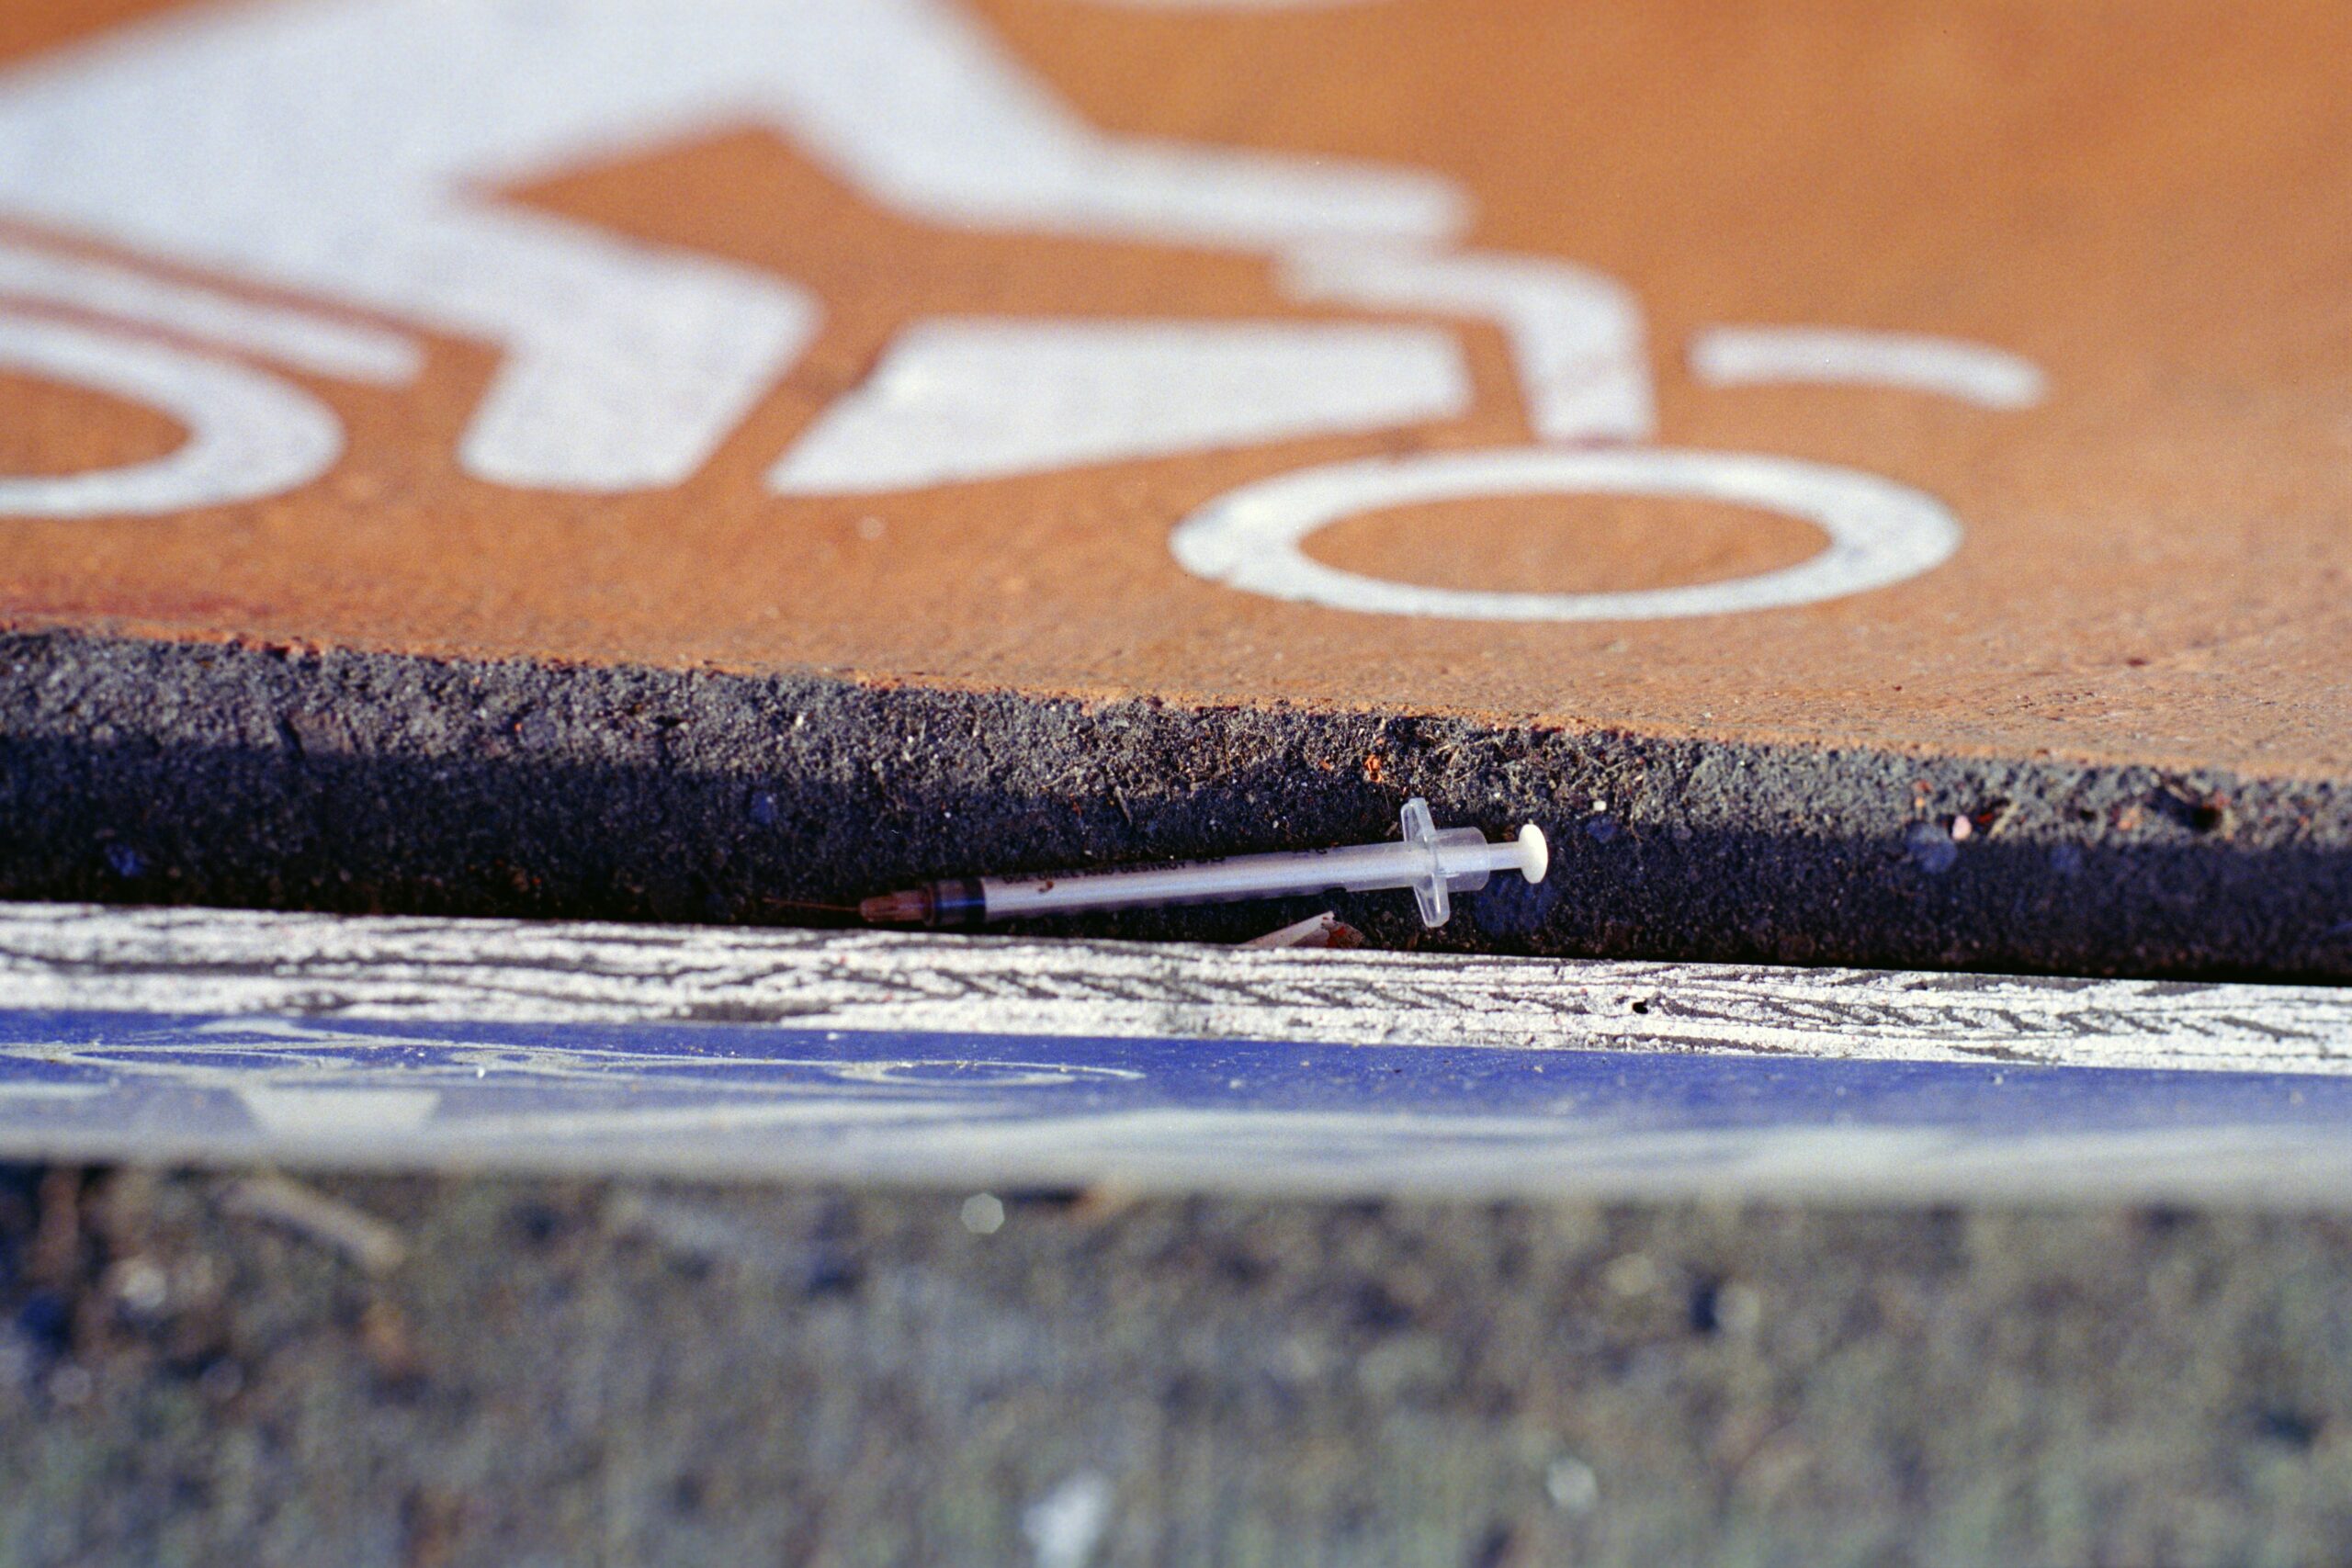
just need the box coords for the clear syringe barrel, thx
[887,799,1546,930]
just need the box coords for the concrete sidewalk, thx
[7,1169,2352,1568]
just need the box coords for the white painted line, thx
[3,902,2345,1077]
[1282,244,1655,441]
[1068,1,1381,8]
[4,905,2350,1201]
[1688,326,2047,409]
[0,0,1457,492]
[1169,446,1961,622]
[5,1091,2352,1206]
[770,318,1469,494]
[0,238,423,382]
[0,312,341,517]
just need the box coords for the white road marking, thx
[235,1086,440,1138]
[0,0,2008,636]
[1283,244,1655,441]
[1168,446,1961,620]
[0,238,422,383]
[3,902,2345,1077]
[826,1114,2352,1207]
[1689,326,2047,410]
[1069,0,1383,7]
[0,312,341,516]
[6,1096,2349,1205]
[770,319,1470,493]
[4,901,2350,1201]
[0,0,1455,492]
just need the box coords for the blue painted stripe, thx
[0,1010,2344,1142]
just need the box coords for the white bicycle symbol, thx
[0,0,2041,624]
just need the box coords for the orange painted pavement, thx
[0,0,2346,776]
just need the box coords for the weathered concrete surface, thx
[5,629,2346,979]
[6,1168,2352,1568]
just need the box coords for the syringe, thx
[860,798,1547,931]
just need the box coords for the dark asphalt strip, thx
[4,626,2348,980]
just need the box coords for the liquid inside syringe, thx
[860,798,1546,931]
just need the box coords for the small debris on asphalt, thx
[1602,1253,1661,1298]
[1023,1471,1114,1568]
[220,1177,408,1274]
[104,1257,169,1318]
[1244,911,1367,949]
[1544,1455,1600,1515]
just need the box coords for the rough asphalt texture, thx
[6,1168,2352,1568]
[4,628,2349,980]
